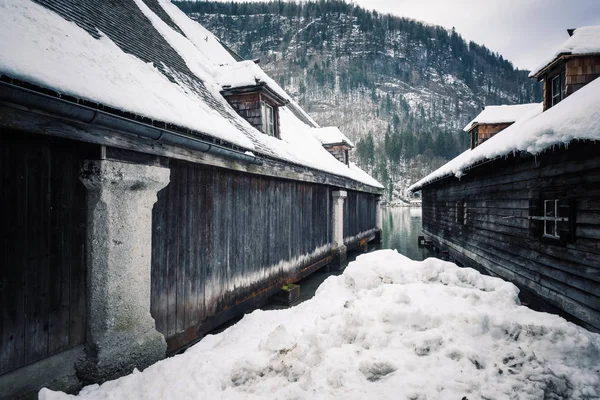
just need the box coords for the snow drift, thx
[40,251,600,400]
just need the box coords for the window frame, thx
[471,127,479,149]
[550,69,566,108]
[542,199,560,239]
[262,102,275,137]
[529,194,576,245]
[455,199,467,225]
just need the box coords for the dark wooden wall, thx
[0,131,91,376]
[421,141,600,332]
[151,160,332,351]
[344,190,378,243]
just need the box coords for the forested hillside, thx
[175,0,542,200]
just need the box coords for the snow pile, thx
[312,126,355,147]
[218,60,291,102]
[463,103,543,131]
[530,25,600,77]
[0,0,254,149]
[40,250,600,400]
[410,76,600,191]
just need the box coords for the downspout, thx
[0,81,263,165]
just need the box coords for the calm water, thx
[260,206,432,311]
[381,206,433,261]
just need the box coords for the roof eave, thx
[221,83,289,106]
[323,141,354,149]
[531,53,571,80]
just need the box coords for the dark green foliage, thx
[174,0,543,198]
[175,0,541,105]
[355,132,375,170]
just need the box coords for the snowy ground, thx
[41,251,600,400]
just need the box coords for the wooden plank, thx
[426,231,600,332]
[465,233,600,305]
[0,136,27,374]
[151,177,167,336]
[166,163,179,339]
[176,165,188,334]
[25,143,49,364]
[69,143,86,348]
[48,145,71,355]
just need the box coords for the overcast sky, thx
[348,0,600,71]
[209,0,600,71]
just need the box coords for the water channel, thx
[262,206,434,310]
[213,206,434,332]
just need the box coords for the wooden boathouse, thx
[0,1,382,398]
[411,26,600,334]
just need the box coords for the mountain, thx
[174,0,542,201]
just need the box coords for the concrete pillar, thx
[330,190,347,271]
[77,160,170,384]
[374,196,383,244]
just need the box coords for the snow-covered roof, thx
[311,127,355,147]
[463,103,543,132]
[217,60,290,102]
[530,25,600,78]
[0,0,381,189]
[410,76,600,192]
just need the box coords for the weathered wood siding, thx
[421,141,600,332]
[543,56,600,110]
[565,56,600,97]
[324,145,349,165]
[223,92,281,138]
[343,190,378,247]
[224,92,263,132]
[0,131,90,376]
[151,160,333,351]
[471,123,512,149]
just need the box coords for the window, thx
[551,70,566,107]
[529,196,575,244]
[471,127,479,149]
[456,200,467,225]
[262,102,275,137]
[543,199,560,238]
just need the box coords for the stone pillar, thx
[330,190,347,271]
[77,160,170,384]
[374,196,383,244]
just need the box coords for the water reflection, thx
[381,206,433,261]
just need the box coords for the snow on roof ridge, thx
[410,77,600,192]
[0,0,256,149]
[217,60,291,102]
[312,126,355,147]
[463,103,543,132]
[529,25,600,78]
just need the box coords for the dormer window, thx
[530,27,600,111]
[221,85,287,139]
[218,60,289,139]
[312,127,354,167]
[463,104,542,149]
